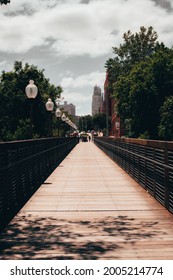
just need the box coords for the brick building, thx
[103,72,120,137]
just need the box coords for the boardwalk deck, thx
[0,142,173,260]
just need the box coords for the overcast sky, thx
[0,0,173,115]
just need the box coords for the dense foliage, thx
[78,115,93,132]
[0,0,10,5]
[158,96,173,140]
[105,26,173,140]
[78,114,108,134]
[0,61,63,141]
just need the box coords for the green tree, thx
[105,26,173,139]
[115,47,173,139]
[0,0,10,5]
[115,60,157,138]
[0,61,62,141]
[105,57,122,95]
[79,115,93,132]
[158,97,173,140]
[113,26,158,71]
[105,26,159,93]
[92,113,107,131]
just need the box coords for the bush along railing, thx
[94,137,173,214]
[0,137,78,228]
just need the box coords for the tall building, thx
[92,85,103,116]
[59,101,76,116]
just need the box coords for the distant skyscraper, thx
[92,85,103,116]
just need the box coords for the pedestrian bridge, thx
[0,139,173,259]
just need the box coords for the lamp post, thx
[45,96,64,137]
[115,120,120,138]
[25,80,38,137]
[45,98,63,137]
[45,98,54,137]
[55,97,64,137]
[61,113,67,122]
[45,98,54,112]
[45,96,77,138]
[106,90,109,137]
[55,108,62,137]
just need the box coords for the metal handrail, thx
[0,137,78,229]
[94,137,173,214]
[0,140,73,171]
[96,138,173,171]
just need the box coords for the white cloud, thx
[1,0,173,56]
[1,0,173,115]
[0,60,13,73]
[64,91,92,115]
[60,71,105,115]
[61,71,105,89]
[0,60,7,66]
[64,91,91,103]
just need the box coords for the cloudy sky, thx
[0,0,173,115]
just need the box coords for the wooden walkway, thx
[0,141,173,260]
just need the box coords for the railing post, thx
[137,144,140,183]
[153,147,156,198]
[144,145,147,190]
[164,142,169,210]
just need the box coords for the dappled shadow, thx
[0,214,165,260]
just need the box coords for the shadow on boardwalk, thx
[0,214,162,260]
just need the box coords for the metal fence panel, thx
[0,137,77,228]
[94,137,173,214]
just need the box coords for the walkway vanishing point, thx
[0,141,173,260]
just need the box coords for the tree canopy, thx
[92,113,107,131]
[78,115,93,132]
[105,26,173,140]
[0,61,63,141]
[0,0,10,5]
[158,96,173,140]
[113,26,158,67]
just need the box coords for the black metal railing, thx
[94,137,173,214]
[0,137,77,228]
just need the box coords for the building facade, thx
[103,72,121,137]
[92,85,103,116]
[59,101,76,117]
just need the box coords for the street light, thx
[25,80,38,137]
[45,98,54,137]
[61,113,67,121]
[45,98,54,112]
[55,108,62,118]
[45,96,77,137]
[25,80,38,99]
[45,96,64,137]
[55,108,62,137]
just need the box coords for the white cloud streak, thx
[0,0,173,57]
[61,71,105,88]
[60,70,105,115]
[1,0,173,115]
